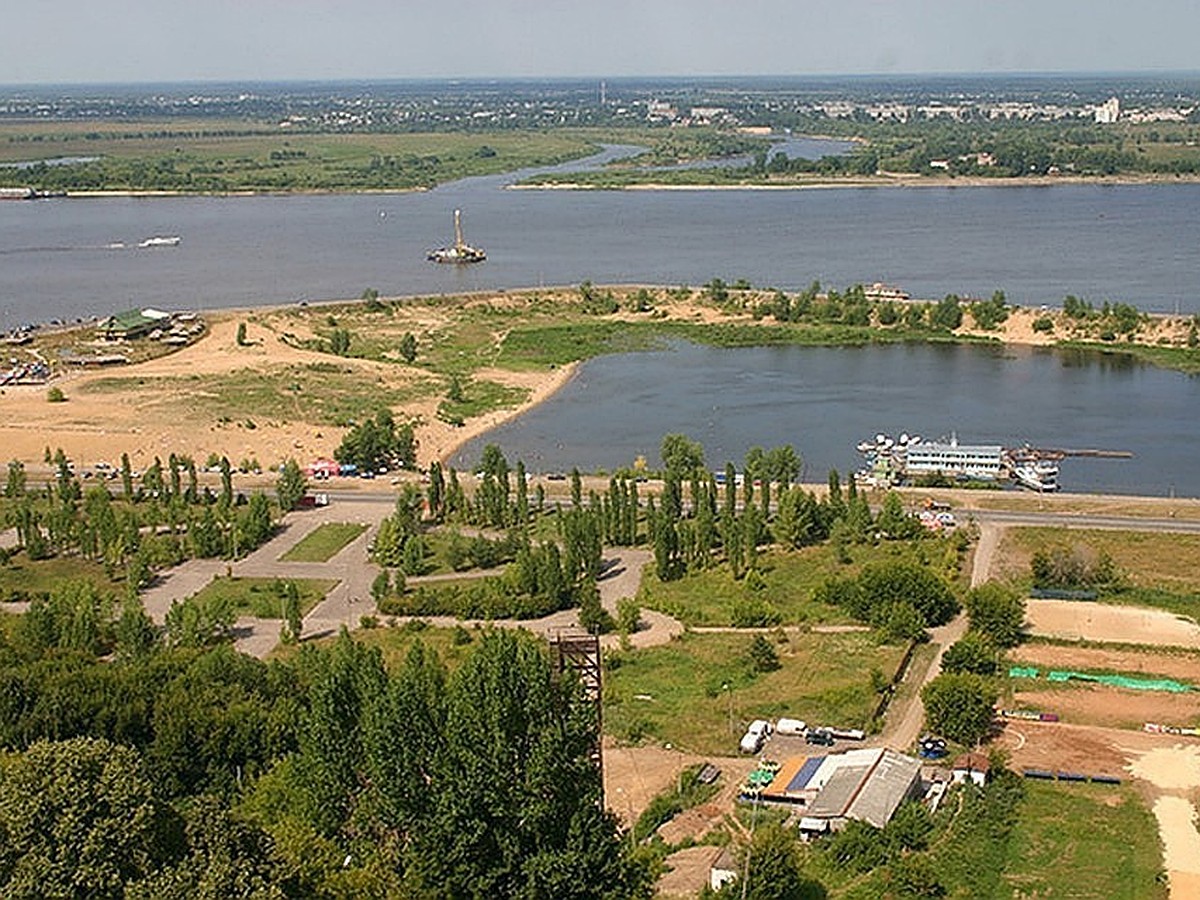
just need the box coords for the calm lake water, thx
[451,341,1200,498]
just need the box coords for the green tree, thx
[335,409,416,472]
[858,562,960,627]
[926,297,964,333]
[941,631,1000,676]
[410,630,647,898]
[660,433,705,478]
[115,594,159,661]
[921,672,998,746]
[275,458,307,512]
[371,569,392,604]
[236,321,248,345]
[329,328,351,356]
[4,460,26,499]
[964,582,1026,647]
[121,452,135,500]
[280,581,302,644]
[0,737,166,897]
[746,634,781,673]
[399,332,418,363]
[714,823,822,899]
[126,796,282,899]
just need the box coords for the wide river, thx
[2,143,1199,325]
[1,143,1196,495]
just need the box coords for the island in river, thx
[1,284,1196,483]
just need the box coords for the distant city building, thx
[1095,96,1121,124]
[646,100,677,121]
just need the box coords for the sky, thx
[4,0,1198,85]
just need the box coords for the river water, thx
[2,142,1198,327]
[451,341,1199,497]
[1,143,1196,495]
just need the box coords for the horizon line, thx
[4,69,1200,91]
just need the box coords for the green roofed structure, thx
[101,308,169,341]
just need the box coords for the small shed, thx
[952,753,990,787]
[709,846,738,892]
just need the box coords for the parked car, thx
[739,719,773,754]
[805,728,835,746]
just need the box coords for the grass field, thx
[604,631,904,754]
[79,363,438,428]
[637,538,964,627]
[992,527,1200,620]
[0,552,118,603]
[188,576,336,619]
[279,523,367,562]
[0,125,601,192]
[995,780,1166,899]
[813,775,1164,899]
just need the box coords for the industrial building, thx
[753,747,924,834]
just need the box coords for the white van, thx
[739,719,773,754]
[775,717,807,737]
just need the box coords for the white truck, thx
[739,719,773,754]
[775,717,807,737]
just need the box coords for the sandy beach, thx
[0,288,1191,474]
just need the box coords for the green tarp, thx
[1009,666,1192,694]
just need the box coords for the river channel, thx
[2,143,1199,328]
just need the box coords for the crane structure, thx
[427,209,486,263]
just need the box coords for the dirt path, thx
[971,521,1003,588]
[878,522,1001,751]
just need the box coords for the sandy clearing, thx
[656,845,724,898]
[1026,599,1200,649]
[1126,743,1200,791]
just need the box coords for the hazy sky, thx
[5,0,1197,84]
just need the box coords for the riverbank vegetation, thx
[991,527,1200,621]
[0,123,604,192]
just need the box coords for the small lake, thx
[450,341,1200,498]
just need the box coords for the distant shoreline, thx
[512,172,1200,192]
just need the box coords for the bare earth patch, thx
[1011,643,1200,683]
[1011,686,1200,731]
[1026,599,1200,649]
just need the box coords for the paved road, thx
[972,509,1200,534]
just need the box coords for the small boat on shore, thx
[139,235,181,248]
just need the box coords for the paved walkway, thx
[138,496,395,655]
[136,499,675,658]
